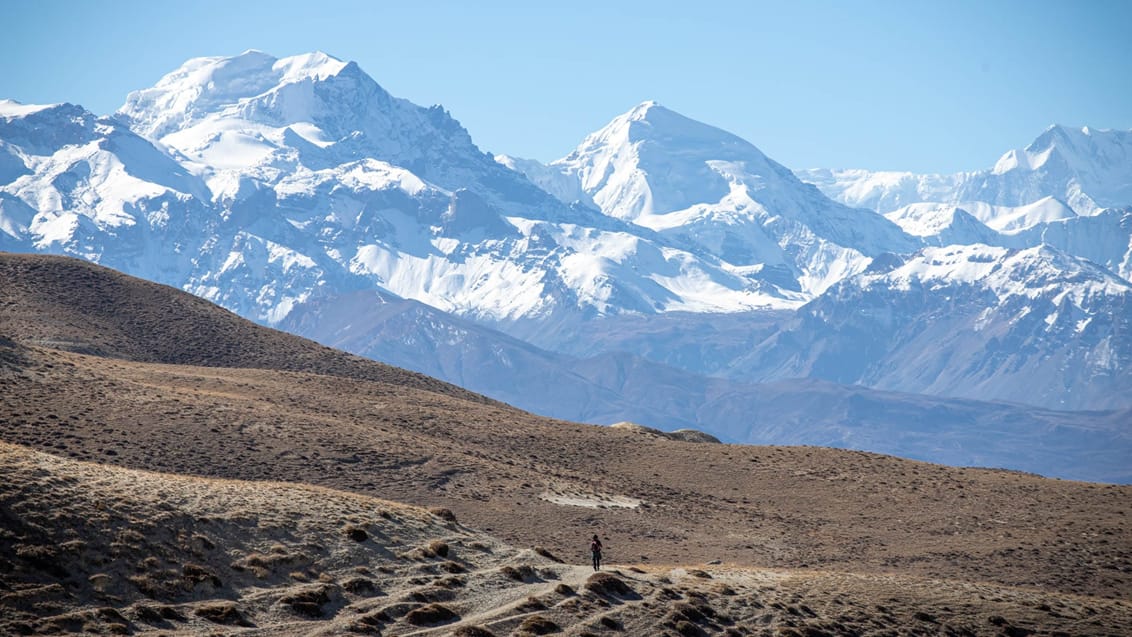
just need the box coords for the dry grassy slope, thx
[1,253,1131,609]
[0,252,495,404]
[3,441,1130,637]
[4,328,1132,608]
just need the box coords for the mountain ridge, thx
[796,124,1132,219]
[279,272,1132,482]
[515,100,923,299]
[2,50,1129,452]
[729,243,1132,411]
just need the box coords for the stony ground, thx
[4,442,1129,636]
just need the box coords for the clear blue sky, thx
[3,0,1130,173]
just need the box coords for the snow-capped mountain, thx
[796,124,1132,284]
[797,125,1132,220]
[980,125,1132,214]
[116,51,582,224]
[0,97,371,322]
[2,47,1130,458]
[730,244,1132,410]
[0,99,214,284]
[3,52,807,328]
[882,201,1132,281]
[503,101,921,298]
[1005,207,1132,280]
[113,51,814,324]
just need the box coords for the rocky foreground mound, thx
[3,441,1130,636]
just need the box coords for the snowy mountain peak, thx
[986,124,1132,211]
[990,124,1084,175]
[513,102,919,299]
[0,99,61,119]
[0,101,106,158]
[862,243,1132,306]
[117,50,355,142]
[0,101,92,124]
[552,102,781,220]
[577,100,760,159]
[117,51,457,201]
[993,123,1125,175]
[803,123,1132,222]
[269,51,350,83]
[626,99,661,119]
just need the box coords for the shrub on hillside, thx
[404,603,458,626]
[518,615,560,634]
[584,572,635,598]
[194,602,251,626]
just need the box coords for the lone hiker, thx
[590,534,603,571]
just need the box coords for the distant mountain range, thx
[2,50,1130,479]
[797,125,1132,215]
[794,125,1132,280]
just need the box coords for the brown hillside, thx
[0,252,493,403]
[3,440,1129,636]
[2,252,1131,631]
